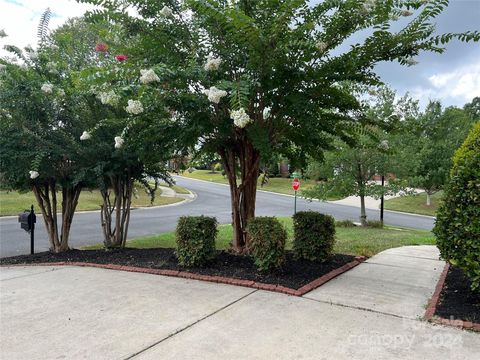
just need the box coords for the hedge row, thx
[175,211,337,271]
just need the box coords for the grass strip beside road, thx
[84,217,435,257]
[384,191,442,217]
[179,170,342,199]
[0,186,185,216]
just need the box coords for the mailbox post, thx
[18,205,36,254]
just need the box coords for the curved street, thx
[0,177,435,258]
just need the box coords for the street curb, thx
[1,256,365,297]
[423,263,480,332]
[0,191,197,220]
[174,175,435,219]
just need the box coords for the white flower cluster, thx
[140,69,160,84]
[231,108,252,129]
[362,0,376,13]
[125,99,144,114]
[29,171,39,179]
[202,86,227,104]
[316,41,328,52]
[378,140,389,150]
[263,107,271,119]
[204,54,222,71]
[405,57,418,66]
[46,62,58,74]
[41,83,53,94]
[80,131,91,141]
[160,6,173,17]
[114,136,124,149]
[98,91,120,106]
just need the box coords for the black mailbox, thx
[18,210,36,232]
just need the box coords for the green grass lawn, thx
[0,186,183,216]
[84,217,435,257]
[384,191,442,217]
[180,170,340,199]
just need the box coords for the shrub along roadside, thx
[434,122,480,291]
[293,211,335,262]
[247,217,286,271]
[175,216,218,267]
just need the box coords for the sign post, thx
[292,178,300,215]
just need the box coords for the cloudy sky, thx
[1,0,479,108]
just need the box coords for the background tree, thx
[399,100,476,205]
[83,0,480,252]
[303,124,400,226]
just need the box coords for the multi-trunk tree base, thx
[32,181,81,253]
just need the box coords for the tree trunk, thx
[32,181,81,253]
[100,173,134,249]
[219,139,260,253]
[359,194,367,226]
[426,191,432,206]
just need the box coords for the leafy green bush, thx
[213,162,223,172]
[175,216,218,267]
[293,211,336,262]
[434,122,480,291]
[246,217,286,271]
[366,220,384,228]
[336,219,356,228]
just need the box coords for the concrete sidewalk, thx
[1,247,479,359]
[305,245,445,319]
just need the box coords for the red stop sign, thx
[292,178,300,191]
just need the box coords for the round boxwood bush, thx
[246,217,286,271]
[175,216,218,267]
[434,122,480,291]
[293,211,335,262]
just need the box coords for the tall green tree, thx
[81,0,479,252]
[0,17,100,252]
[400,100,475,205]
[304,86,417,225]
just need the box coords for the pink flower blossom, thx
[115,54,128,62]
[95,42,108,52]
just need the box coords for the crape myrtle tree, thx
[74,28,175,249]
[80,0,479,252]
[0,16,100,252]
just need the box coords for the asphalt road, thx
[0,176,435,258]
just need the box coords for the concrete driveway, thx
[1,246,478,359]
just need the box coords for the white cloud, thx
[411,62,480,107]
[0,0,94,56]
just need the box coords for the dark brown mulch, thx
[0,248,355,290]
[435,266,480,323]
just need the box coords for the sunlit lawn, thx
[384,191,442,216]
[84,217,435,257]
[0,186,183,216]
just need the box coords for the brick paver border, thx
[424,263,480,331]
[1,256,366,297]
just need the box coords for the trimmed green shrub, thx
[246,217,286,271]
[336,219,356,228]
[434,122,480,291]
[366,220,384,228]
[175,216,218,267]
[293,211,335,262]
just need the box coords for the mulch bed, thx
[435,266,480,324]
[0,248,357,291]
